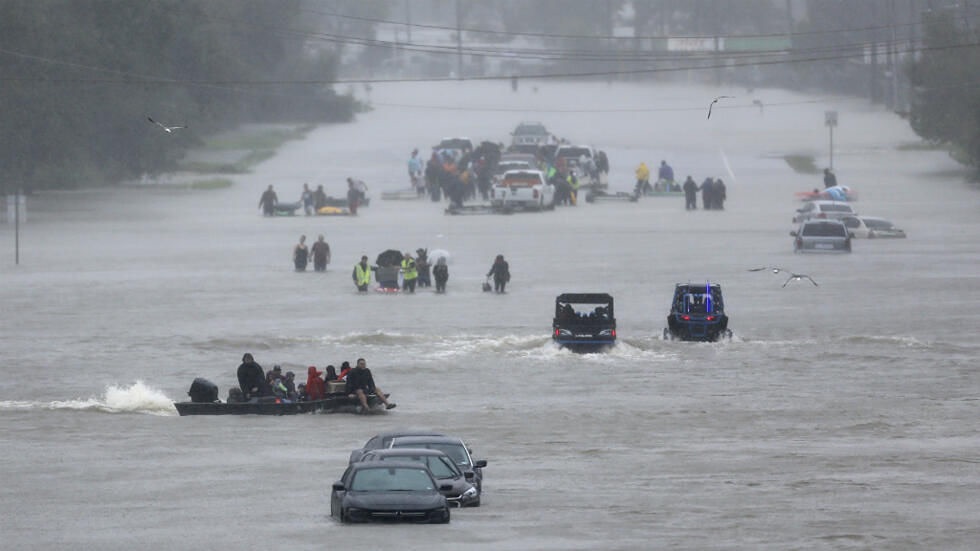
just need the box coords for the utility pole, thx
[404,0,411,44]
[455,0,463,80]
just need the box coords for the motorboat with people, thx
[552,293,617,351]
[173,377,390,416]
[663,283,732,342]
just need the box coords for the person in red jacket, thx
[305,366,325,401]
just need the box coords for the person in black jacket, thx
[236,353,269,399]
[346,358,396,413]
[682,176,699,210]
[433,257,449,293]
[487,254,511,293]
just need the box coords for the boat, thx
[584,190,639,203]
[445,204,512,215]
[174,394,389,415]
[381,188,425,200]
[174,377,390,415]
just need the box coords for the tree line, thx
[0,0,368,193]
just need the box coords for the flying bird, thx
[748,267,818,287]
[147,117,186,133]
[782,273,818,287]
[707,96,734,119]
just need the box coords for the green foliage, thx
[0,0,356,193]
[908,12,980,171]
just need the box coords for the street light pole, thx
[825,111,838,170]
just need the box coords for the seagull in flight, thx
[147,117,186,133]
[748,266,818,287]
[707,96,734,119]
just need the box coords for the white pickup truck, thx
[490,169,555,211]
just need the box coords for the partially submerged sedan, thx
[841,215,907,238]
[360,448,480,507]
[330,462,452,524]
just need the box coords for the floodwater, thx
[1,81,978,550]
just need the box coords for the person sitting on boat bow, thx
[346,358,396,413]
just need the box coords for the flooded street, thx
[1,81,978,550]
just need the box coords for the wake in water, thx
[0,381,177,416]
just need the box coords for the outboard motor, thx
[188,378,219,403]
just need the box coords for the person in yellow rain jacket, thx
[635,162,651,195]
[352,256,372,293]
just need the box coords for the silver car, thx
[791,219,852,253]
[792,200,856,224]
[840,215,907,238]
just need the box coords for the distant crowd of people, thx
[682,176,727,210]
[236,353,395,412]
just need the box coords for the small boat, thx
[174,394,390,416]
[445,204,512,215]
[584,190,639,203]
[381,188,425,200]
[173,378,390,416]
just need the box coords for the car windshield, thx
[802,223,847,237]
[393,441,470,467]
[557,147,592,158]
[349,467,434,492]
[515,124,546,135]
[864,218,893,229]
[375,454,460,478]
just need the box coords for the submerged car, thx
[389,435,488,496]
[840,215,907,238]
[360,448,480,507]
[791,219,852,253]
[552,293,616,351]
[330,462,452,524]
[664,283,731,342]
[349,429,446,464]
[792,200,856,224]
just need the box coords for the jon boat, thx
[173,378,390,416]
[173,394,389,416]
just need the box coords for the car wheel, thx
[340,509,349,524]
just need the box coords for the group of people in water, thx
[257,180,368,217]
[634,160,727,210]
[235,353,395,412]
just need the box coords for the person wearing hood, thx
[237,353,268,399]
[311,235,331,272]
[487,254,511,294]
[701,178,715,210]
[415,248,431,288]
[635,162,651,195]
[433,257,449,293]
[682,176,699,210]
[401,252,418,293]
[306,366,325,401]
[714,179,727,210]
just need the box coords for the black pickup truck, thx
[552,293,616,351]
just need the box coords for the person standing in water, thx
[487,254,510,294]
[433,257,449,293]
[311,235,331,272]
[352,255,372,293]
[293,235,309,272]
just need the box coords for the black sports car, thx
[330,462,452,524]
[664,283,732,342]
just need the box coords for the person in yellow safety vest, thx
[352,255,372,293]
[401,252,418,293]
[567,172,579,206]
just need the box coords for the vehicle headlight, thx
[462,486,478,498]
